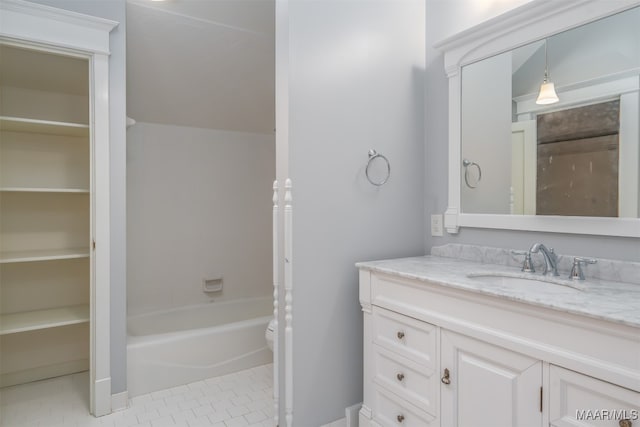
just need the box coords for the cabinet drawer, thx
[373,386,437,427]
[373,345,438,416]
[550,365,640,427]
[372,307,436,368]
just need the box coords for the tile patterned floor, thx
[0,364,274,427]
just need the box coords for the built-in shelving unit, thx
[0,187,90,193]
[0,42,91,388]
[0,116,89,136]
[0,305,90,335]
[0,248,90,264]
[0,0,117,413]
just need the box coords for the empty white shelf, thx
[0,248,90,264]
[0,305,89,335]
[0,116,89,137]
[0,187,90,193]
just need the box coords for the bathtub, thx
[127,297,272,397]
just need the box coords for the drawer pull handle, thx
[396,331,405,340]
[397,414,405,423]
[396,373,405,382]
[441,368,451,385]
[620,420,632,427]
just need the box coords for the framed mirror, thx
[435,0,640,237]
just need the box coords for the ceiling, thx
[126,0,275,134]
[511,6,639,98]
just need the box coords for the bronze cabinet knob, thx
[441,368,451,385]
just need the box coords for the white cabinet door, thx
[441,330,543,427]
[549,365,640,427]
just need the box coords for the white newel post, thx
[284,179,293,426]
[272,181,279,426]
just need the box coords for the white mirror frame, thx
[434,0,640,238]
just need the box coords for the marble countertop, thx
[356,255,640,328]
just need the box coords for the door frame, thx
[0,0,118,416]
[511,120,537,215]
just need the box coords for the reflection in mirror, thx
[536,101,620,217]
[461,6,639,218]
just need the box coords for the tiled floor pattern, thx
[0,364,274,427]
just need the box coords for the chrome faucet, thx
[529,243,560,276]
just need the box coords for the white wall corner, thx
[111,390,128,413]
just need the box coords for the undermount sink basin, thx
[467,272,584,293]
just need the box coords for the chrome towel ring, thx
[463,158,482,188]
[366,149,391,186]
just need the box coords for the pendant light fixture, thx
[536,39,559,105]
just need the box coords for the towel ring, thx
[366,149,391,186]
[463,159,482,188]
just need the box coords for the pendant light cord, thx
[544,39,549,82]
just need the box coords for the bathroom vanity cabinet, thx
[358,257,640,427]
[440,329,543,426]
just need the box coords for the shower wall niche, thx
[0,44,90,387]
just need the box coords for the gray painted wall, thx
[424,0,640,263]
[28,0,128,394]
[277,0,426,424]
[126,123,274,315]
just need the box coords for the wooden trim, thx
[272,180,280,427]
[0,0,117,54]
[437,0,640,237]
[435,0,640,70]
[90,51,112,417]
[284,178,293,427]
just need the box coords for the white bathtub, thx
[127,297,272,397]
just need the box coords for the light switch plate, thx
[431,214,444,237]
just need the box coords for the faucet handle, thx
[569,257,597,281]
[512,250,535,273]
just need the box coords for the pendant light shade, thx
[536,80,559,105]
[536,39,559,105]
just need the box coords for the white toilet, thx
[265,319,275,351]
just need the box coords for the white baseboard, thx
[94,377,112,417]
[345,403,362,427]
[111,390,128,413]
[320,403,362,427]
[321,419,346,427]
